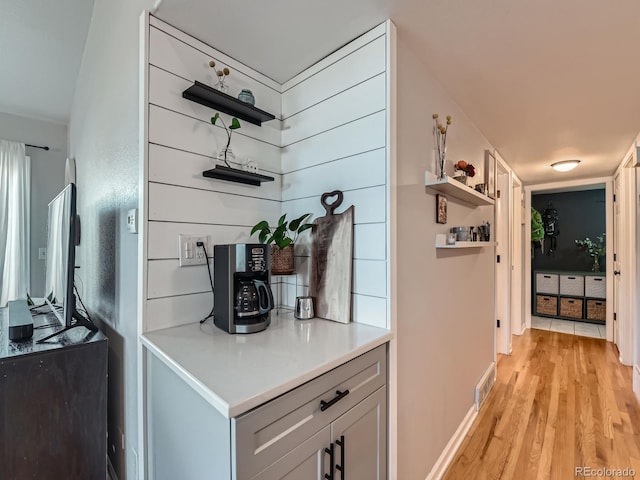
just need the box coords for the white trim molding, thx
[425,405,477,480]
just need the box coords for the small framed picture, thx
[436,194,447,224]
[484,150,497,199]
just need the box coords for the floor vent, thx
[475,362,496,411]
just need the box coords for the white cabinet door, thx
[331,386,387,480]
[251,426,330,480]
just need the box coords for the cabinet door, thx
[331,386,387,480]
[251,426,330,480]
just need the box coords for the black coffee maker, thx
[213,244,274,333]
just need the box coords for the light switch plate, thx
[178,235,209,267]
[126,209,138,234]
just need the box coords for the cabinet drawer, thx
[560,275,584,296]
[536,273,559,294]
[585,276,606,298]
[536,295,558,316]
[232,345,387,480]
[560,297,583,319]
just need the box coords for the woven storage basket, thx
[271,245,294,275]
[560,297,583,319]
[536,295,558,316]
[586,299,606,321]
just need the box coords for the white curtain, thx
[0,140,30,306]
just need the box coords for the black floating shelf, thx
[203,166,275,186]
[183,81,276,126]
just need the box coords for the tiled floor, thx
[531,315,606,339]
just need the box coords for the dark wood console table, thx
[0,307,108,479]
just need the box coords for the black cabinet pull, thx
[335,435,345,478]
[324,442,334,480]
[320,389,350,412]
[544,275,551,278]
[568,276,576,279]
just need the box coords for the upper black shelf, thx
[182,81,276,126]
[203,165,275,186]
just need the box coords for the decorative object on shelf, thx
[451,226,471,241]
[242,157,258,173]
[446,233,457,245]
[575,233,605,272]
[436,194,447,224]
[474,183,486,195]
[432,113,452,179]
[211,112,241,167]
[251,213,313,275]
[484,149,497,199]
[310,190,354,324]
[478,222,491,241]
[453,160,475,185]
[237,89,255,106]
[209,60,230,93]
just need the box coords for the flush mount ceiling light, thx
[551,160,581,172]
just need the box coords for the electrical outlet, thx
[38,247,46,260]
[126,209,138,234]
[178,235,209,267]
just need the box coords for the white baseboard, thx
[634,365,640,404]
[515,322,526,335]
[425,405,477,480]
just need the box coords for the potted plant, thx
[575,233,606,272]
[453,160,476,185]
[211,112,240,167]
[251,213,313,274]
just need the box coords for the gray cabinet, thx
[251,426,330,480]
[147,344,388,480]
[234,345,387,479]
[332,386,387,480]
[534,270,606,323]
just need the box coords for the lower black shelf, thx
[202,166,275,186]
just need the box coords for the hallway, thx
[443,329,640,479]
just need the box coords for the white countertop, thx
[141,311,392,418]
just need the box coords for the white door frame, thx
[523,177,614,343]
[511,176,525,336]
[496,163,512,354]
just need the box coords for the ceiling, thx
[3,0,640,184]
[155,0,640,184]
[0,0,94,124]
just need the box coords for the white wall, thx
[394,34,497,479]
[0,111,67,296]
[143,17,282,333]
[280,24,390,329]
[68,0,155,478]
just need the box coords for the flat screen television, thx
[38,183,96,343]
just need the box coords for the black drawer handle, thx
[595,302,602,306]
[594,278,603,281]
[568,300,575,304]
[335,435,345,478]
[543,275,551,278]
[543,298,550,302]
[320,390,350,412]
[568,276,576,280]
[324,442,334,480]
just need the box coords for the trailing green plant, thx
[250,213,313,249]
[575,233,606,258]
[211,112,241,166]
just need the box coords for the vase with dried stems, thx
[432,113,452,180]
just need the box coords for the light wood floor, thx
[443,329,640,480]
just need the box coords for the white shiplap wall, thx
[144,17,282,331]
[143,17,390,331]
[279,25,389,329]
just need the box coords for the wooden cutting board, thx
[309,190,354,324]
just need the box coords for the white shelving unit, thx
[435,234,497,249]
[425,172,495,206]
